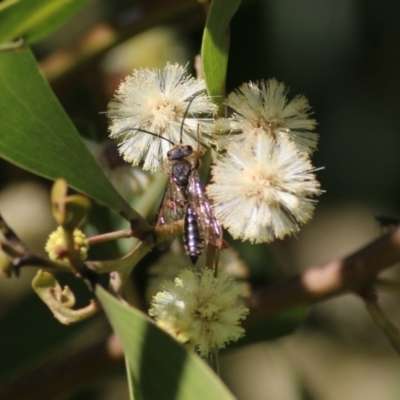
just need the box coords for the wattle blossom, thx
[226,78,318,153]
[207,135,321,243]
[107,63,217,172]
[149,268,248,357]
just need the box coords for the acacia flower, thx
[146,247,250,302]
[85,139,150,200]
[226,78,318,153]
[107,63,217,172]
[149,268,248,357]
[207,135,321,243]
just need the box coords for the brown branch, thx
[87,227,133,245]
[247,225,400,323]
[0,214,28,256]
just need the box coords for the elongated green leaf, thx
[96,285,236,400]
[0,46,146,223]
[0,0,19,13]
[0,0,92,45]
[201,0,241,113]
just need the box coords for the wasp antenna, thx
[183,89,207,102]
[179,90,206,144]
[118,127,175,146]
[194,124,201,169]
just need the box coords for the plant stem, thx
[360,286,400,356]
[87,228,133,245]
[206,351,220,376]
[374,278,400,295]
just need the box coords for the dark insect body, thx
[127,91,222,263]
[156,143,223,264]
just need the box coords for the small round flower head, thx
[45,227,89,263]
[107,63,217,172]
[226,78,318,153]
[149,268,248,357]
[146,247,250,302]
[207,135,321,243]
[85,139,150,200]
[146,250,188,302]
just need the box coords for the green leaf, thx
[0,46,147,224]
[201,0,241,114]
[0,0,92,45]
[32,270,99,325]
[0,0,19,13]
[96,285,236,400]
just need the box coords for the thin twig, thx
[374,278,400,295]
[87,228,133,245]
[206,351,220,375]
[360,286,400,356]
[0,214,29,255]
[13,254,72,273]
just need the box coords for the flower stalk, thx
[360,286,400,356]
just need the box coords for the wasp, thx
[155,140,223,264]
[131,92,223,264]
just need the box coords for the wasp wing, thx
[154,176,187,250]
[187,170,223,249]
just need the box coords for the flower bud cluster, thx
[45,226,89,263]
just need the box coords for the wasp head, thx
[167,144,193,161]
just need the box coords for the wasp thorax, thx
[171,162,191,186]
[167,145,193,160]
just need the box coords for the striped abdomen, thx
[184,205,204,264]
